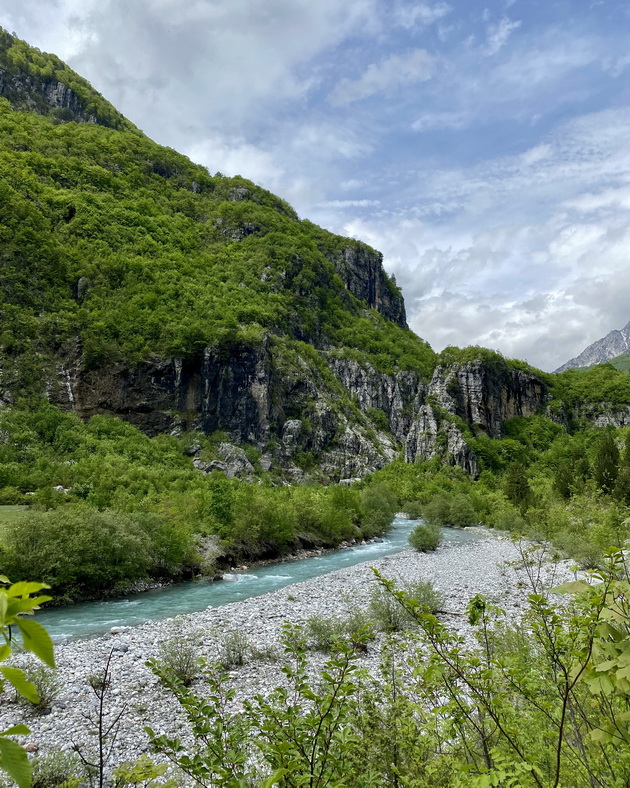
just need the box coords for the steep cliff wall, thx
[428,361,549,437]
[403,360,550,476]
[325,246,407,329]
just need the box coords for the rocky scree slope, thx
[2,31,630,481]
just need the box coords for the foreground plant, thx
[0,577,55,788]
[142,555,630,787]
[372,550,630,787]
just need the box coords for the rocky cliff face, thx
[325,246,407,328]
[0,68,98,124]
[402,361,549,476]
[0,28,130,129]
[555,320,630,372]
[40,340,400,481]
[427,362,549,436]
[35,345,556,481]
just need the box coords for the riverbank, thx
[4,529,575,777]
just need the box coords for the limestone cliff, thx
[325,246,407,329]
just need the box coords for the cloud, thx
[329,49,434,106]
[483,16,521,56]
[603,53,630,77]
[3,0,630,371]
[335,107,630,371]
[391,2,451,30]
[318,199,380,208]
[411,110,468,132]
[1,0,380,136]
[185,136,284,187]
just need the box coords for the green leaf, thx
[0,576,10,585]
[550,579,592,595]
[1,726,30,737]
[7,582,50,599]
[0,736,32,788]
[0,645,11,663]
[16,618,55,668]
[262,769,289,786]
[0,667,38,704]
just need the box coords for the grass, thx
[0,505,28,537]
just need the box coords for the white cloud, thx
[319,199,380,208]
[1,0,380,137]
[483,16,521,56]
[392,2,451,29]
[185,136,284,187]
[411,110,469,132]
[603,53,630,77]
[329,49,434,106]
[337,107,630,371]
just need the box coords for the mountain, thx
[554,320,630,372]
[2,29,630,484]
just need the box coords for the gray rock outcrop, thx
[324,245,407,328]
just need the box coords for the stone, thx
[217,443,254,478]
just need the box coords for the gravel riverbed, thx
[3,529,575,777]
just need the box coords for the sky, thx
[2,0,630,371]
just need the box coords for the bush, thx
[306,615,347,652]
[448,494,477,526]
[360,483,398,538]
[155,628,204,687]
[494,508,527,533]
[401,500,424,520]
[30,749,81,788]
[422,495,451,526]
[422,493,477,527]
[408,523,442,552]
[19,663,61,712]
[1,505,152,600]
[369,580,443,633]
[307,610,376,653]
[219,630,249,669]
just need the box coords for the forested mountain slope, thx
[2,28,630,486]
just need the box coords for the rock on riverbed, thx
[1,530,574,776]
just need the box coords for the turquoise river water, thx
[36,518,483,642]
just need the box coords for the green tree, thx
[593,429,619,494]
[503,462,533,511]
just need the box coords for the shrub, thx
[360,483,398,538]
[448,494,477,526]
[219,630,249,669]
[408,523,442,552]
[306,610,376,653]
[422,495,451,526]
[155,628,204,687]
[19,663,61,712]
[1,505,152,600]
[306,615,347,652]
[31,749,81,788]
[369,580,443,633]
[401,500,423,520]
[407,579,444,613]
[494,508,527,533]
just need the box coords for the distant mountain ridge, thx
[555,321,630,372]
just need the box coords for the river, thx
[36,518,483,642]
